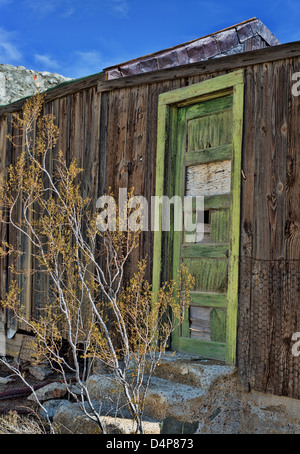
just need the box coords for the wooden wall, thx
[0,86,103,328]
[1,44,300,399]
[238,57,300,399]
[102,72,227,282]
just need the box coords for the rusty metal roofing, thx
[105,18,280,80]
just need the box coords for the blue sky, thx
[0,0,299,79]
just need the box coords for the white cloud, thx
[108,0,129,17]
[0,28,22,63]
[67,50,103,78]
[76,51,102,66]
[24,0,128,19]
[58,48,130,79]
[25,0,60,15]
[25,0,75,18]
[34,54,60,71]
[61,7,75,18]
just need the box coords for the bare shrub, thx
[0,93,194,434]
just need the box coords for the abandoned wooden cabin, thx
[1,17,300,400]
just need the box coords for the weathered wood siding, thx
[238,58,300,399]
[0,44,300,398]
[0,86,103,324]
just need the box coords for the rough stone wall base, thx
[87,354,300,434]
[195,371,300,434]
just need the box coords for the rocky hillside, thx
[0,64,72,106]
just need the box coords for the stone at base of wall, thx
[39,375,300,434]
[3,342,300,433]
[237,390,300,434]
[151,353,300,433]
[51,401,161,435]
[195,375,300,434]
[86,359,300,434]
[28,360,300,434]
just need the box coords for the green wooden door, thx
[172,94,235,361]
[153,71,244,363]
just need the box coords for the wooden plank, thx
[246,62,278,391]
[185,94,233,120]
[105,89,120,197]
[152,103,169,294]
[82,88,101,327]
[146,83,171,284]
[32,102,52,322]
[225,80,244,364]
[135,83,153,283]
[114,87,129,191]
[177,89,233,108]
[236,64,255,392]
[204,193,231,210]
[171,107,187,349]
[179,337,226,361]
[182,193,231,213]
[250,59,272,391]
[283,59,300,399]
[286,61,300,259]
[98,91,109,197]
[20,125,32,326]
[127,85,149,279]
[184,144,232,165]
[190,291,227,307]
[6,114,18,336]
[189,306,211,341]
[181,243,228,258]
[268,60,289,396]
[159,71,243,106]
[247,59,292,397]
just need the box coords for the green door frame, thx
[152,70,244,364]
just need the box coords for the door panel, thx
[210,308,227,343]
[173,90,239,361]
[188,109,233,151]
[183,258,228,293]
[210,209,230,243]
